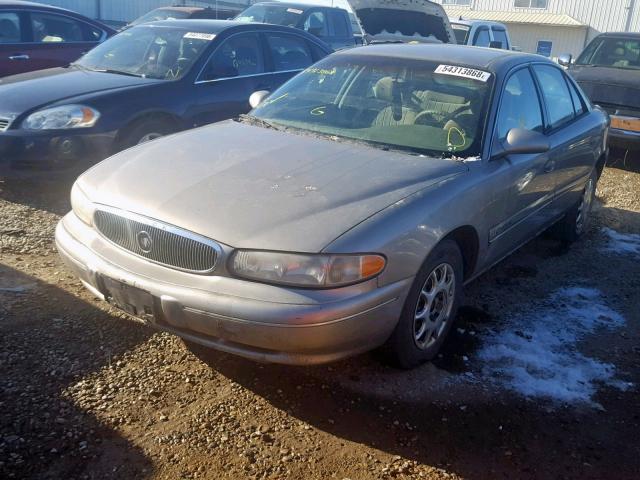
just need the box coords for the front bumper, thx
[55,213,410,365]
[0,128,116,171]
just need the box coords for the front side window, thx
[533,65,575,129]
[201,33,264,80]
[252,56,495,157]
[492,28,508,49]
[496,68,543,140]
[473,27,490,47]
[303,11,328,37]
[30,12,88,43]
[77,26,212,80]
[266,34,313,71]
[0,12,21,43]
[576,37,640,70]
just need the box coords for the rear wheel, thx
[551,169,597,243]
[385,240,463,369]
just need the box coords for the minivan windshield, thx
[76,26,211,80]
[252,56,494,157]
[235,4,303,26]
[576,37,640,70]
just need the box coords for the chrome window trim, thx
[194,68,303,85]
[194,28,321,85]
[93,204,224,275]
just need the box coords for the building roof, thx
[445,9,584,27]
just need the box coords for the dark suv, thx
[236,2,360,50]
[0,0,114,78]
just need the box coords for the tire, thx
[119,119,174,150]
[384,239,464,369]
[550,168,597,244]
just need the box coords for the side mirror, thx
[557,53,573,67]
[489,40,503,49]
[249,90,270,109]
[492,128,550,160]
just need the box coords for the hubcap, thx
[576,177,595,233]
[413,263,456,350]
[138,132,163,145]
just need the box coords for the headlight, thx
[22,105,100,130]
[70,183,95,226]
[230,251,386,288]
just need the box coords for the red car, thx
[0,0,115,78]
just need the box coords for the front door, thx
[486,66,557,263]
[189,32,272,127]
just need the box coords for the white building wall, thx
[507,24,585,57]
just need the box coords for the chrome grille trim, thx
[93,206,221,274]
[0,118,10,132]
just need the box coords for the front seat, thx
[371,77,418,127]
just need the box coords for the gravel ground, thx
[1,154,639,480]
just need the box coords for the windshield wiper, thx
[99,69,146,78]
[238,114,281,131]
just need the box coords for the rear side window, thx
[0,12,21,43]
[30,12,91,43]
[329,11,349,36]
[492,28,508,49]
[533,65,575,129]
[473,27,490,47]
[568,80,586,116]
[266,33,313,71]
[496,68,544,140]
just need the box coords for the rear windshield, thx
[235,5,303,27]
[252,56,494,158]
[576,37,640,70]
[451,23,470,45]
[356,9,449,43]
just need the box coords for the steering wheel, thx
[414,103,471,127]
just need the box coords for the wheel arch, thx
[113,111,184,152]
[441,225,480,282]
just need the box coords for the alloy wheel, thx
[413,263,456,350]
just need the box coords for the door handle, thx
[544,159,556,173]
[8,54,29,61]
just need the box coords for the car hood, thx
[570,65,640,111]
[0,67,159,118]
[79,121,466,252]
[347,0,453,44]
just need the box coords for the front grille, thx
[94,209,219,273]
[0,118,10,132]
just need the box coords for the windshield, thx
[131,8,190,26]
[252,56,494,157]
[76,26,212,80]
[576,37,640,70]
[235,5,303,26]
[451,24,470,45]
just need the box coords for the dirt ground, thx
[1,151,639,480]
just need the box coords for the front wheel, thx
[384,240,464,369]
[119,119,175,150]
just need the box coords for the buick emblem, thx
[137,231,153,253]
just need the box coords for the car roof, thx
[249,1,336,10]
[596,32,640,39]
[450,19,507,28]
[335,43,551,73]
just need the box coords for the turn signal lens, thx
[230,251,386,288]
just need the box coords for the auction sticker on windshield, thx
[434,65,491,82]
[184,32,216,41]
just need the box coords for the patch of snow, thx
[602,227,640,256]
[477,287,631,405]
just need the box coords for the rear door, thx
[532,64,594,216]
[263,31,317,89]
[486,66,557,262]
[190,32,271,126]
[0,10,30,77]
